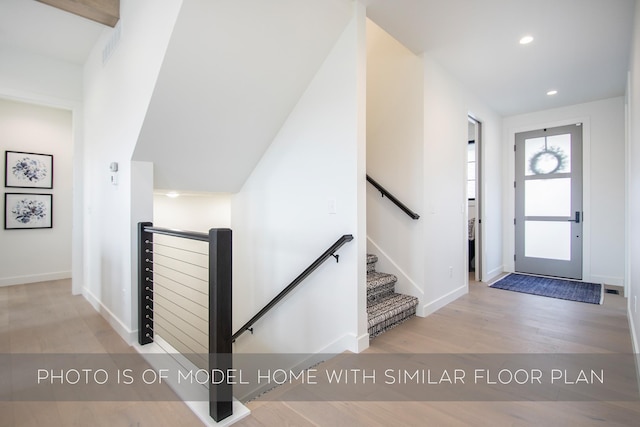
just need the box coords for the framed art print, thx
[4,193,53,229]
[5,151,54,189]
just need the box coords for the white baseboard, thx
[484,265,504,283]
[628,308,638,354]
[422,285,467,316]
[0,271,71,287]
[590,275,624,286]
[316,331,368,355]
[82,287,136,345]
[627,307,640,399]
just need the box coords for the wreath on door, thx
[529,146,567,175]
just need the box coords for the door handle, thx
[567,211,581,224]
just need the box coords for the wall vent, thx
[102,22,122,66]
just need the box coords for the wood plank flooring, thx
[237,277,640,427]
[0,279,203,427]
[2,277,638,426]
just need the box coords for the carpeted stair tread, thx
[367,271,397,302]
[366,253,378,273]
[367,293,418,338]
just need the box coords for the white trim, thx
[83,286,137,345]
[135,336,250,427]
[0,89,84,296]
[504,116,592,279]
[627,308,640,395]
[590,274,625,287]
[367,236,425,316]
[629,309,639,354]
[318,331,369,354]
[0,271,71,287]
[421,284,467,316]
[484,265,504,283]
[625,71,632,299]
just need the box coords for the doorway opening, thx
[468,116,482,282]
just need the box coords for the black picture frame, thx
[5,150,54,189]
[4,193,53,229]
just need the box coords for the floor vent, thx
[605,289,620,295]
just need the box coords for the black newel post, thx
[209,228,233,421]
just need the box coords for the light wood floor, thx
[2,277,638,426]
[237,277,640,427]
[0,279,203,427]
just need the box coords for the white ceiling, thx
[365,0,636,115]
[0,0,635,115]
[0,0,104,64]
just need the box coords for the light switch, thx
[328,199,337,214]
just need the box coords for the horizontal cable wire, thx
[148,251,208,269]
[154,328,207,369]
[153,298,208,334]
[155,306,208,343]
[152,281,208,312]
[155,315,208,355]
[151,272,208,295]
[149,263,208,283]
[149,241,208,256]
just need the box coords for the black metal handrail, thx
[142,226,209,241]
[366,174,420,220]
[231,234,354,342]
[138,223,233,422]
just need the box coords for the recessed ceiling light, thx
[166,191,180,198]
[519,35,534,45]
[547,90,558,96]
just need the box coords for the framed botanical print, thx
[4,193,53,229]
[5,151,54,189]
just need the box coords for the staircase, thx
[367,254,419,338]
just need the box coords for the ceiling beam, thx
[36,0,120,27]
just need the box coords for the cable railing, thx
[138,223,353,422]
[366,174,420,220]
[138,222,232,422]
[232,234,354,342]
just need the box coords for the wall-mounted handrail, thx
[231,234,354,342]
[366,174,420,220]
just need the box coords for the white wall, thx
[0,47,83,104]
[82,0,183,342]
[231,7,366,359]
[151,192,231,368]
[0,99,73,286]
[134,0,353,193]
[503,97,626,286]
[366,19,425,306]
[626,1,640,354]
[422,54,503,314]
[153,192,231,231]
[0,44,85,294]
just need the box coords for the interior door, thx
[515,124,583,280]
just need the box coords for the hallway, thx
[1,278,638,426]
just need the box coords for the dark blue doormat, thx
[490,273,603,304]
